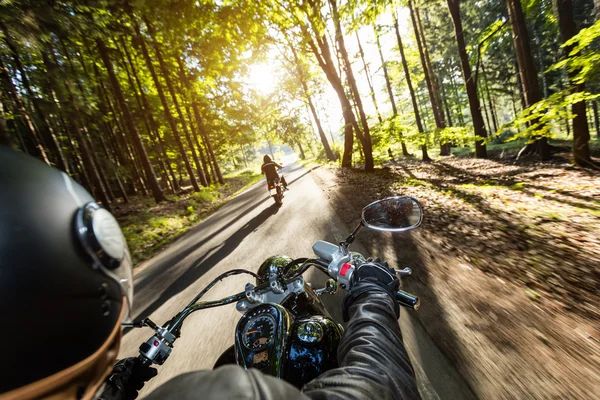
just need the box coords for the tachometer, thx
[243,315,275,350]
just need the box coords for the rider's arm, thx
[274,162,283,169]
[302,281,421,399]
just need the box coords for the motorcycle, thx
[124,196,422,388]
[267,176,284,206]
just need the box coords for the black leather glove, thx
[98,357,158,400]
[342,258,400,321]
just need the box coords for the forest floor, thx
[308,146,600,399]
[112,169,262,265]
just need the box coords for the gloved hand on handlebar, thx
[342,258,400,322]
[98,357,157,400]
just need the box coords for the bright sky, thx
[244,9,412,145]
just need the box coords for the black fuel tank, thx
[284,315,343,388]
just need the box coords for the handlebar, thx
[395,290,420,311]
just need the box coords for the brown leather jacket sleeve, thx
[302,289,420,400]
[144,289,419,400]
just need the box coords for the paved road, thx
[119,159,475,399]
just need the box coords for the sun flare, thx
[246,62,279,95]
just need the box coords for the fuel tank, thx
[233,303,343,388]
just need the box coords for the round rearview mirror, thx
[361,197,423,232]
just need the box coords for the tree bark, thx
[593,101,599,140]
[356,31,382,123]
[301,23,355,168]
[329,0,373,171]
[438,69,453,127]
[0,95,10,147]
[556,0,592,165]
[393,14,430,161]
[41,50,112,209]
[144,19,208,187]
[0,57,47,160]
[409,1,450,156]
[449,71,466,125]
[0,23,66,171]
[297,141,306,159]
[378,24,410,156]
[120,38,178,192]
[447,0,488,158]
[507,0,550,160]
[192,104,224,184]
[287,41,336,161]
[131,19,200,192]
[375,25,397,117]
[96,38,166,203]
[481,62,498,133]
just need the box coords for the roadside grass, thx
[113,170,262,266]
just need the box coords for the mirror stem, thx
[341,222,364,254]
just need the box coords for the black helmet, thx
[256,255,293,284]
[263,155,272,163]
[0,148,133,398]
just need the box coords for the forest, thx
[0,0,598,210]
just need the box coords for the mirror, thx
[361,196,422,232]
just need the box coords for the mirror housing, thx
[361,196,423,232]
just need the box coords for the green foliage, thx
[553,19,600,85]
[500,19,600,143]
[504,90,599,142]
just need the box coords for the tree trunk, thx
[409,1,450,156]
[356,31,382,123]
[42,50,112,209]
[131,19,200,192]
[0,95,10,147]
[96,38,166,203]
[329,0,373,171]
[449,71,466,125]
[304,33,355,168]
[297,141,306,159]
[479,82,493,134]
[0,57,47,160]
[120,38,177,193]
[98,132,129,202]
[144,20,208,187]
[507,0,550,160]
[393,14,431,161]
[481,62,498,133]
[104,76,148,196]
[556,0,592,165]
[439,69,453,127]
[192,104,224,184]
[378,24,410,156]
[286,39,336,161]
[593,101,599,140]
[447,0,488,158]
[174,57,213,185]
[1,23,66,170]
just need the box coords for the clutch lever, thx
[395,268,412,276]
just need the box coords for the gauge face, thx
[243,315,275,350]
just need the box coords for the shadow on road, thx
[286,164,320,187]
[133,187,270,296]
[131,202,280,326]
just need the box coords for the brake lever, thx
[122,318,159,329]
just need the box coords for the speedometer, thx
[242,315,275,350]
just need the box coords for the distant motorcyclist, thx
[0,147,419,400]
[261,154,288,191]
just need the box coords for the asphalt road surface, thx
[119,159,475,399]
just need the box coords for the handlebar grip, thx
[395,290,420,311]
